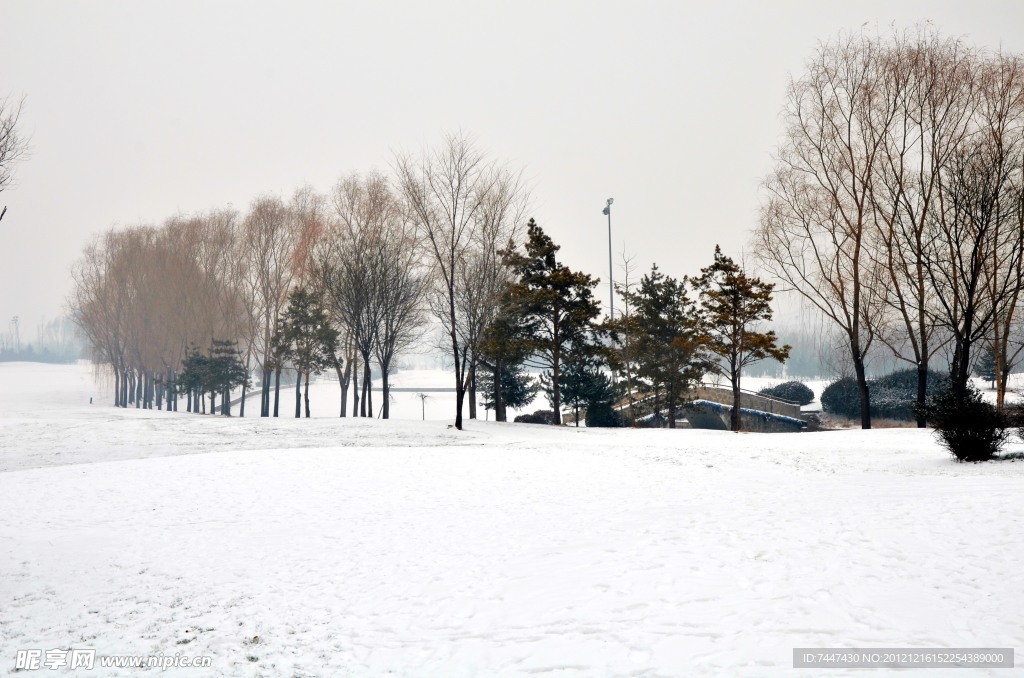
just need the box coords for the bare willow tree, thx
[0,95,27,223]
[71,215,247,412]
[395,133,526,429]
[71,233,128,405]
[757,32,898,429]
[243,195,301,417]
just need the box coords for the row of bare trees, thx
[71,134,527,426]
[756,27,1024,428]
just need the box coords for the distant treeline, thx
[0,317,83,363]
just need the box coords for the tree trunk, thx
[351,355,359,417]
[852,350,871,430]
[363,358,372,418]
[222,386,231,416]
[295,369,302,418]
[455,384,466,429]
[273,366,281,417]
[468,364,477,419]
[551,356,561,426]
[494,362,506,422]
[381,366,390,419]
[335,358,347,418]
[730,374,741,432]
[304,370,311,418]
[261,366,271,417]
[915,361,928,428]
[667,383,677,429]
[238,362,248,417]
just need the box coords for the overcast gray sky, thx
[3,0,1024,339]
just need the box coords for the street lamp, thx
[602,198,614,319]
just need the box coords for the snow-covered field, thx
[2,362,1023,676]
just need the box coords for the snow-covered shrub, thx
[513,409,557,425]
[822,369,949,422]
[922,383,1008,462]
[758,381,814,406]
[586,401,624,427]
[872,369,949,420]
[820,377,861,419]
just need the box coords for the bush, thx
[514,409,557,425]
[585,401,624,428]
[921,383,1008,462]
[821,369,950,422]
[820,377,862,419]
[758,380,814,406]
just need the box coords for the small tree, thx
[177,340,248,415]
[478,288,537,422]
[695,246,791,431]
[974,348,998,389]
[504,220,602,424]
[623,264,711,428]
[208,339,250,416]
[921,381,1009,462]
[558,338,605,427]
[479,365,538,419]
[178,345,209,413]
[278,288,340,418]
[584,371,624,428]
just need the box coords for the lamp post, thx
[602,198,614,319]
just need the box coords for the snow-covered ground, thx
[2,362,1023,676]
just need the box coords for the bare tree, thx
[975,54,1024,409]
[319,173,392,417]
[867,29,975,424]
[395,133,526,429]
[242,196,300,417]
[756,32,900,429]
[371,210,426,419]
[925,53,1024,407]
[0,95,27,223]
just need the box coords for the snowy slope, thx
[1,362,1023,676]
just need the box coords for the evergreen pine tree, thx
[278,288,340,418]
[208,339,250,416]
[504,220,602,424]
[623,264,711,428]
[975,347,997,389]
[694,246,791,431]
[478,288,538,422]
